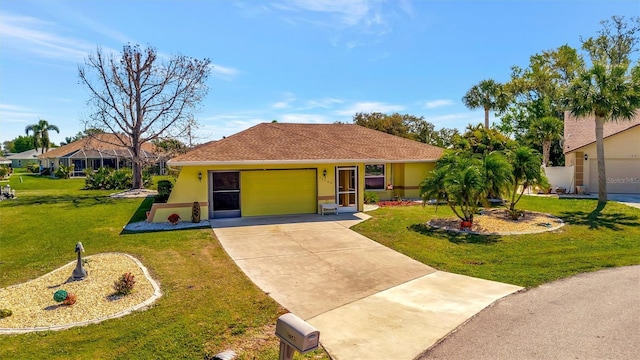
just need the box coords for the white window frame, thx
[364,164,385,191]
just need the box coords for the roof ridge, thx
[268,123,393,159]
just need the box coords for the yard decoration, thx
[53,289,68,303]
[460,221,473,231]
[72,242,87,280]
[191,201,201,223]
[63,293,77,305]
[168,213,180,225]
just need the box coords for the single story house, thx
[0,156,11,166]
[6,149,49,168]
[40,133,164,177]
[563,112,640,194]
[148,122,444,222]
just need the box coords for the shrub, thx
[156,180,173,202]
[55,164,74,179]
[0,309,12,318]
[27,163,40,173]
[364,191,379,204]
[113,272,136,295]
[0,166,8,178]
[84,167,153,190]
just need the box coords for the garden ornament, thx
[72,242,87,280]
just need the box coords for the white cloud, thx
[210,63,241,81]
[280,0,371,26]
[0,103,38,122]
[279,113,332,123]
[303,97,343,109]
[0,12,94,61]
[269,0,414,47]
[423,99,454,109]
[335,101,405,116]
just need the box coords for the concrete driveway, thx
[212,213,522,360]
[609,194,640,209]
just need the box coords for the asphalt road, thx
[417,265,640,360]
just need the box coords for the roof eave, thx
[168,158,440,166]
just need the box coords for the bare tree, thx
[78,44,211,188]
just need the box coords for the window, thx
[365,164,385,190]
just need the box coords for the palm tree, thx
[563,63,640,205]
[25,119,60,153]
[508,146,548,216]
[483,151,513,200]
[526,116,563,167]
[462,79,509,128]
[421,150,512,224]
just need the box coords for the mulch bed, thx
[427,208,564,235]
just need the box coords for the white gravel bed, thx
[0,253,161,334]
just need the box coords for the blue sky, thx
[1,0,638,147]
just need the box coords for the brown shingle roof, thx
[41,133,159,159]
[169,123,444,165]
[563,112,640,154]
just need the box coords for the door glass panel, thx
[336,167,357,209]
[213,172,239,190]
[212,192,240,211]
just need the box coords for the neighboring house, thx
[564,112,640,194]
[40,133,164,177]
[0,156,11,166]
[148,122,444,222]
[6,149,49,168]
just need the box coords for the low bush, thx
[55,164,74,179]
[156,180,173,202]
[27,163,40,173]
[364,191,379,204]
[84,168,152,190]
[0,166,8,178]
[113,272,136,295]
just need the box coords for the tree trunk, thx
[594,116,607,205]
[484,108,490,128]
[542,140,551,167]
[131,138,143,189]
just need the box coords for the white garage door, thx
[589,159,640,194]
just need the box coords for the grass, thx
[353,196,640,288]
[0,174,328,360]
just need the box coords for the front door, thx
[210,171,241,218]
[336,167,357,212]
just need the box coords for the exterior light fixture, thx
[322,169,327,178]
[584,154,588,161]
[198,171,203,182]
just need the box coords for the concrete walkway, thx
[211,213,522,360]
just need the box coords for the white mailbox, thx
[275,313,320,354]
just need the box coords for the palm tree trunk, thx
[594,116,607,205]
[484,108,490,128]
[543,140,551,167]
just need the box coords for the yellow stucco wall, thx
[151,162,368,221]
[150,160,441,221]
[566,126,640,193]
[402,162,435,198]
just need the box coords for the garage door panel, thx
[242,170,317,216]
[589,159,640,194]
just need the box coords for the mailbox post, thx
[275,313,320,360]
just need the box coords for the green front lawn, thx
[353,196,640,288]
[0,176,328,359]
